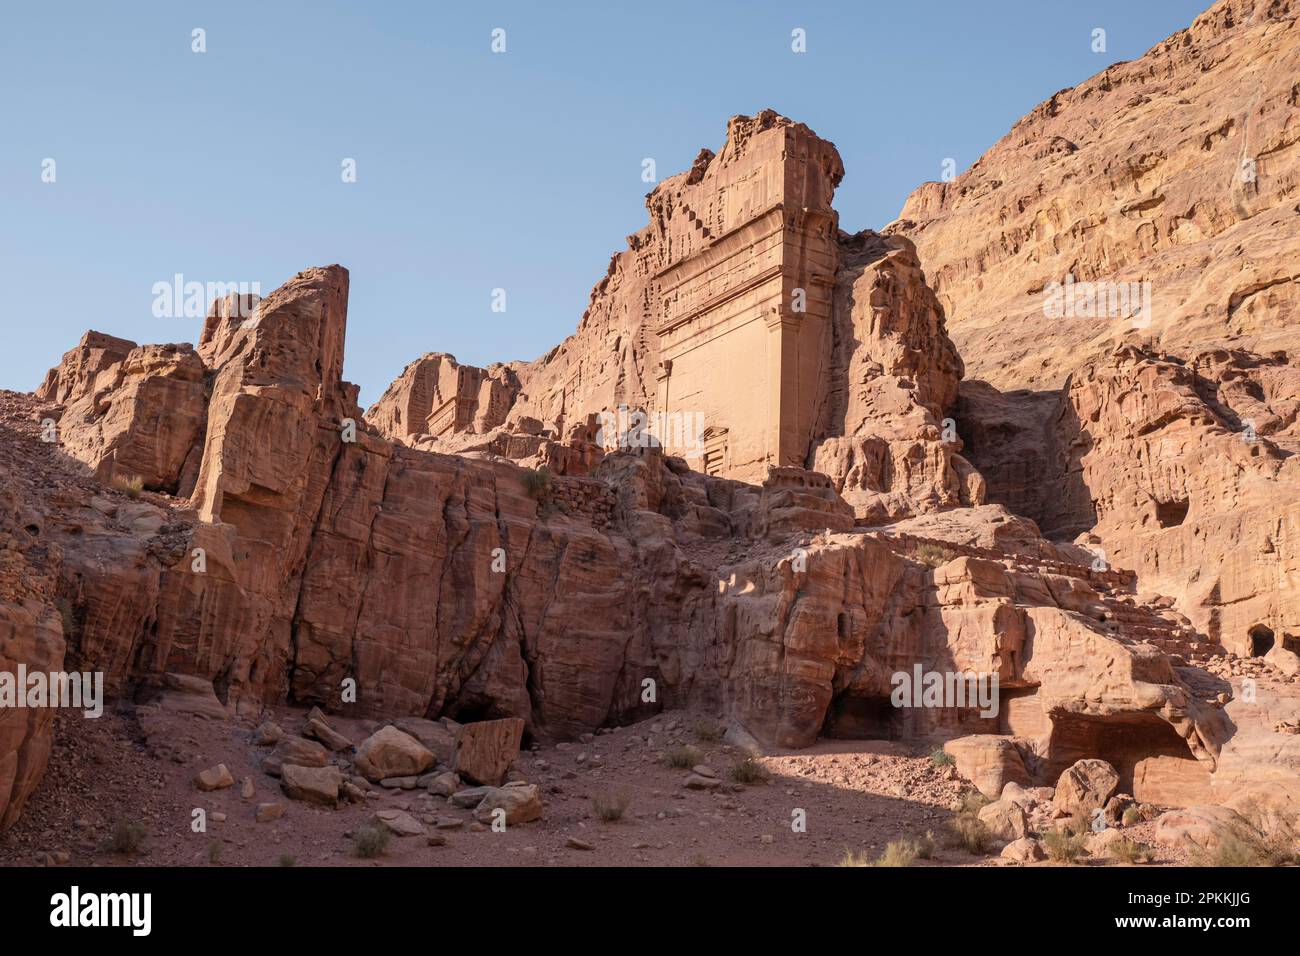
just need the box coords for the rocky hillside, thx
[1,2,1297,861]
[894,0,1298,391]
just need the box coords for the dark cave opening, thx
[1249,624,1275,657]
[1154,497,1190,528]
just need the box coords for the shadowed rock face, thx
[960,344,1300,667]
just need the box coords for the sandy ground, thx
[0,703,1192,868]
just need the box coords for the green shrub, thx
[593,791,630,822]
[694,720,723,743]
[522,466,552,499]
[663,746,702,769]
[1197,804,1298,867]
[107,818,148,855]
[1043,825,1087,863]
[944,793,993,854]
[914,543,953,566]
[730,757,769,785]
[930,748,955,768]
[111,473,144,498]
[1109,837,1153,864]
[352,824,390,859]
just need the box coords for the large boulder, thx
[262,737,329,777]
[354,726,436,783]
[1153,805,1244,852]
[943,736,1031,799]
[454,718,524,787]
[1052,759,1120,818]
[977,799,1029,842]
[280,764,342,808]
[474,783,542,826]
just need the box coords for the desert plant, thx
[1042,824,1087,863]
[693,720,723,743]
[592,791,630,822]
[914,542,953,567]
[930,748,955,768]
[663,745,702,769]
[352,824,390,859]
[730,757,769,785]
[278,854,297,867]
[837,849,873,867]
[111,473,144,498]
[207,839,223,864]
[944,792,993,854]
[1109,837,1153,864]
[522,466,551,499]
[1196,804,1298,867]
[873,839,921,867]
[107,817,148,855]
[1121,806,1141,827]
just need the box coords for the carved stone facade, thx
[651,120,841,482]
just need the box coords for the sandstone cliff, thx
[894,0,1299,391]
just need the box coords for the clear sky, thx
[1,0,1213,406]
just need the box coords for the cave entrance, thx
[1155,497,1189,528]
[822,694,899,740]
[1249,624,1275,657]
[1044,710,1209,805]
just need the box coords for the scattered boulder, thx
[1153,805,1243,851]
[354,726,436,783]
[256,802,286,823]
[193,763,234,792]
[1052,759,1120,818]
[943,735,1031,799]
[393,718,457,765]
[304,717,353,752]
[425,771,461,797]
[262,737,330,777]
[450,787,494,808]
[253,721,285,746]
[240,776,255,800]
[474,783,542,826]
[151,673,228,720]
[1001,837,1044,862]
[977,799,1029,842]
[684,773,721,790]
[373,809,426,837]
[280,764,342,808]
[1085,827,1127,857]
[454,718,524,787]
[1000,781,1053,810]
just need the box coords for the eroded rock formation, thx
[893,0,1299,392]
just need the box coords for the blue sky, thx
[0,0,1212,406]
